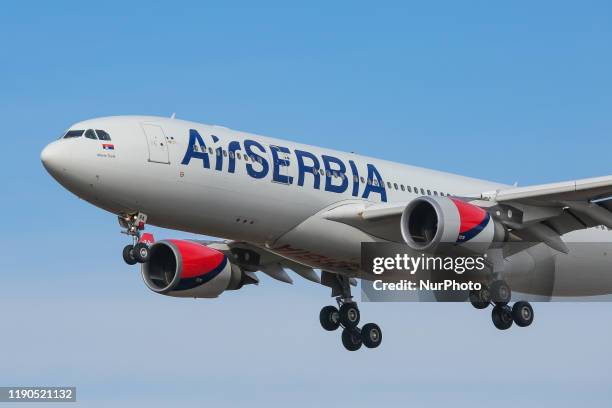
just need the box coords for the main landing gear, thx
[319,274,382,351]
[119,213,150,265]
[469,280,534,330]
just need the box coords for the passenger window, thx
[367,179,372,185]
[401,185,405,191]
[95,130,111,141]
[320,169,325,176]
[413,186,418,193]
[387,182,392,188]
[407,186,412,192]
[84,129,97,140]
[434,191,438,196]
[64,130,84,138]
[360,177,365,183]
[393,183,398,190]
[236,152,241,160]
[244,155,249,162]
[420,188,425,195]
[208,147,213,154]
[354,176,359,183]
[427,189,431,195]
[223,150,228,157]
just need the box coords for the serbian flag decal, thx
[102,144,115,150]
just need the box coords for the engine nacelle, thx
[401,196,506,254]
[142,239,245,298]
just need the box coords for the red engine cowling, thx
[401,196,507,254]
[141,239,244,298]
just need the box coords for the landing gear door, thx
[142,123,170,164]
[269,145,292,185]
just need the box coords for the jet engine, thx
[401,196,507,254]
[141,239,247,298]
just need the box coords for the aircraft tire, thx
[361,323,382,348]
[122,245,137,265]
[512,301,534,327]
[133,243,150,263]
[341,328,362,351]
[490,280,511,305]
[319,306,341,331]
[339,303,360,328]
[491,305,513,330]
[469,287,489,309]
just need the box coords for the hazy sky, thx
[1,1,611,406]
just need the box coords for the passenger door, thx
[141,123,170,164]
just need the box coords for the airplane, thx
[41,115,612,351]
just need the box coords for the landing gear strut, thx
[119,213,149,265]
[319,273,382,351]
[469,279,534,330]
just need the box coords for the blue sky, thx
[1,1,611,406]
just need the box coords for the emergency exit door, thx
[142,123,170,164]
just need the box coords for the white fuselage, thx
[41,116,612,296]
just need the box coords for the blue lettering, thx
[271,146,293,184]
[322,155,348,193]
[295,150,321,189]
[362,164,387,202]
[227,141,242,174]
[348,160,360,197]
[181,129,210,169]
[244,140,269,179]
[214,146,223,171]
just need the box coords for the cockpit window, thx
[84,129,98,140]
[95,130,111,141]
[64,130,84,138]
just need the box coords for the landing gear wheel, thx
[341,328,362,351]
[339,303,360,328]
[512,301,534,327]
[469,285,490,309]
[133,243,150,263]
[122,245,137,265]
[491,305,513,330]
[361,323,382,348]
[319,306,341,331]
[490,280,511,305]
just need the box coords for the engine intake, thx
[401,196,506,254]
[142,239,244,298]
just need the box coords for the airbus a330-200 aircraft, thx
[41,116,612,351]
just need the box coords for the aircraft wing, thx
[477,175,612,236]
[323,174,612,251]
[200,240,321,284]
[480,175,612,204]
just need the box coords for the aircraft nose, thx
[41,142,65,177]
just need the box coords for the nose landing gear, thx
[319,274,382,351]
[469,280,534,330]
[119,213,150,265]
